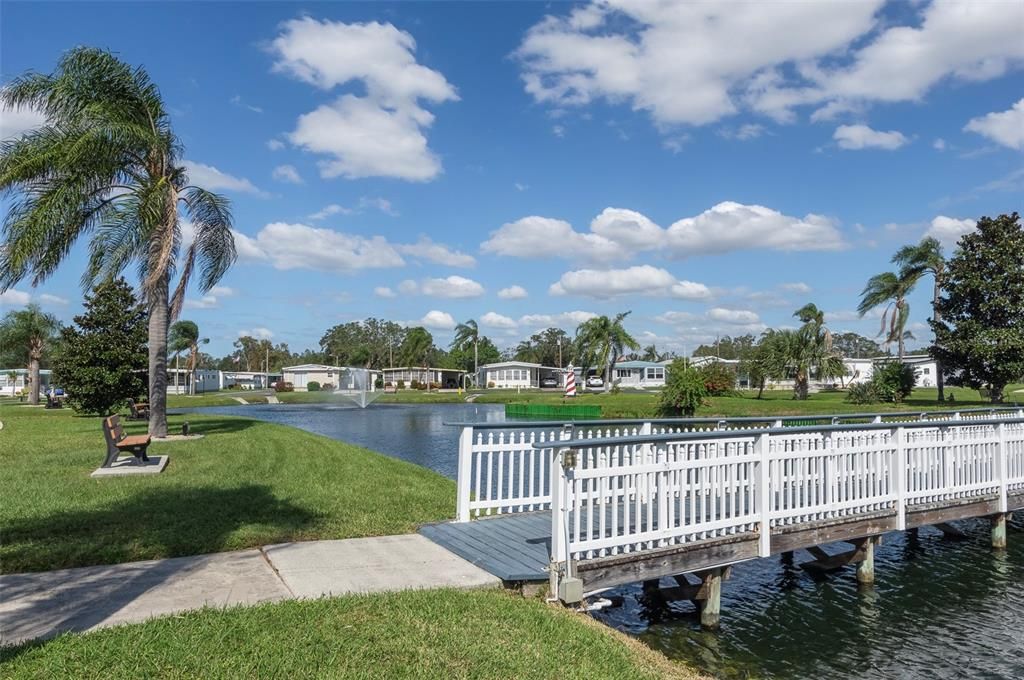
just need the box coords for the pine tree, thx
[53,278,148,414]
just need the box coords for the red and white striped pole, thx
[565,365,576,398]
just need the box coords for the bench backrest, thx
[103,415,125,445]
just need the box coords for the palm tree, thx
[400,326,433,387]
[169,320,208,395]
[451,319,479,383]
[575,312,640,392]
[0,304,60,404]
[0,48,236,436]
[893,237,947,401]
[857,271,919,361]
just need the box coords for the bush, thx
[698,362,736,396]
[397,380,405,390]
[306,381,321,392]
[274,381,294,392]
[416,382,428,391]
[846,381,879,405]
[430,382,441,390]
[375,378,384,389]
[410,380,420,390]
[872,361,916,403]
[321,383,334,391]
[487,381,495,388]
[659,359,707,416]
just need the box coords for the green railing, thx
[505,402,602,420]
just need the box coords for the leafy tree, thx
[168,320,208,395]
[692,334,757,360]
[0,48,236,436]
[513,327,571,367]
[831,332,882,359]
[858,271,919,360]
[0,303,61,404]
[871,361,917,404]
[51,278,146,414]
[894,236,947,401]
[399,327,434,368]
[451,319,479,376]
[931,213,1024,403]
[320,318,406,368]
[698,362,736,396]
[575,312,639,392]
[659,359,706,416]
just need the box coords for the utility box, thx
[558,577,583,604]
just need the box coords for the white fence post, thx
[996,422,1008,513]
[550,425,574,590]
[894,426,907,530]
[756,432,771,557]
[456,426,474,522]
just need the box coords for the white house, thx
[219,370,280,390]
[876,354,939,387]
[281,364,348,391]
[166,368,220,394]
[381,367,466,389]
[0,368,52,397]
[612,360,668,388]
[843,358,875,386]
[478,361,565,389]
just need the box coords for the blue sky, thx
[1,1,1022,357]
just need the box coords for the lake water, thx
[178,402,1024,679]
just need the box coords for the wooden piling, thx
[698,568,723,630]
[992,513,1007,550]
[856,537,876,585]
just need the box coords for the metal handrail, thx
[535,414,1024,450]
[447,405,1023,430]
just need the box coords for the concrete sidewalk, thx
[0,534,499,646]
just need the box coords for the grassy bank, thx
[0,406,454,574]
[0,589,698,679]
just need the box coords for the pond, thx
[176,402,1024,679]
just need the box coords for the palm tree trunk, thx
[932,279,944,402]
[148,272,170,437]
[28,354,40,405]
[474,338,478,381]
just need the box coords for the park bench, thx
[101,414,151,468]
[127,398,150,420]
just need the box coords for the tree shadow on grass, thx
[0,484,319,652]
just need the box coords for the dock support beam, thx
[698,568,724,630]
[856,537,878,585]
[992,513,1007,550]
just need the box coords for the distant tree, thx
[513,327,571,367]
[451,319,480,376]
[51,278,146,414]
[692,334,757,361]
[858,271,919,360]
[831,332,882,359]
[931,213,1024,403]
[659,359,706,416]
[894,236,948,401]
[399,327,434,368]
[0,304,61,404]
[169,320,209,395]
[742,330,789,399]
[575,312,639,392]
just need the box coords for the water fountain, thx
[333,367,383,408]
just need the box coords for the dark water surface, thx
[178,402,1024,679]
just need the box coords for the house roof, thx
[382,366,467,373]
[480,361,544,369]
[614,360,666,369]
[282,364,347,371]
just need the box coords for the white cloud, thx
[933,138,947,151]
[358,196,398,216]
[514,182,528,192]
[518,310,598,330]
[374,286,397,298]
[549,265,711,300]
[833,124,908,150]
[398,280,418,295]
[925,215,976,248]
[665,202,846,255]
[0,105,47,139]
[779,282,811,294]
[498,285,528,300]
[417,275,485,298]
[272,164,303,184]
[707,307,761,325]
[309,204,354,220]
[239,327,274,340]
[233,222,405,272]
[266,139,285,151]
[964,98,1024,150]
[481,216,619,263]
[38,293,69,306]
[0,289,32,306]
[210,286,235,297]
[419,310,456,330]
[270,18,457,181]
[183,160,266,195]
[517,2,1024,133]
[721,123,766,140]
[552,124,565,138]
[397,237,475,268]
[184,295,219,310]
[589,208,663,251]
[480,311,518,330]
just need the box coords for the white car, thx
[586,376,604,387]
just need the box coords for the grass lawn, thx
[0,589,698,679]
[0,406,454,574]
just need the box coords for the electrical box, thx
[558,577,583,604]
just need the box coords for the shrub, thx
[872,362,916,403]
[306,381,321,392]
[416,382,428,391]
[660,359,707,416]
[846,381,878,405]
[487,381,495,388]
[375,378,384,389]
[321,383,334,391]
[430,382,441,390]
[397,380,405,390]
[410,380,420,390]
[274,381,294,392]
[698,362,736,396]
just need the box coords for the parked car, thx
[541,377,559,388]
[586,376,604,387]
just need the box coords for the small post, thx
[456,426,474,522]
[699,568,724,629]
[756,432,772,557]
[992,513,1007,550]
[894,426,906,530]
[857,536,877,585]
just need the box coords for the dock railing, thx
[450,406,1024,522]
[539,414,1024,585]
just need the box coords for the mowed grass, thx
[0,589,699,680]
[0,407,454,574]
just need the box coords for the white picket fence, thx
[545,417,1024,567]
[453,408,1024,523]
